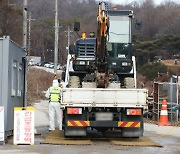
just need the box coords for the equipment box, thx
[0,36,26,139]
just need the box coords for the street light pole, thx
[54,0,59,75]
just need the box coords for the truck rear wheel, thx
[124,77,135,88]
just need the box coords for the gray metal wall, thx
[0,36,26,137]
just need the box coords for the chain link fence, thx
[153,82,179,122]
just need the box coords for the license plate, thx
[95,112,113,121]
[80,61,85,65]
[118,54,125,58]
[122,62,128,66]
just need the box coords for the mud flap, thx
[64,109,87,137]
[121,110,144,138]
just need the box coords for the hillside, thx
[1,0,180,65]
[27,67,54,104]
[134,34,180,66]
[0,0,180,84]
[161,60,180,75]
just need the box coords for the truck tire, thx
[124,77,135,88]
[69,76,80,88]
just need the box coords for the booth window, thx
[11,60,17,96]
[17,63,22,97]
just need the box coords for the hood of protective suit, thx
[52,79,59,87]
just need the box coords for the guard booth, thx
[0,36,26,140]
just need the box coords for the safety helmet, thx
[52,79,59,87]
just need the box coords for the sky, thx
[104,0,180,5]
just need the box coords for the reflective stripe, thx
[67,120,140,127]
[118,121,140,128]
[160,110,168,115]
[67,120,90,127]
[49,87,61,102]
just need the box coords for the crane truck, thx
[60,2,148,137]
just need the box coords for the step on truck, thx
[60,2,148,137]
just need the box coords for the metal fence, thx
[153,82,179,122]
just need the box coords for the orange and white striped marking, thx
[118,121,140,128]
[67,120,140,128]
[158,99,170,126]
[67,120,90,127]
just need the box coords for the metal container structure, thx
[0,36,26,138]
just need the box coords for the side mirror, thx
[74,22,80,32]
[69,44,77,54]
[135,20,142,30]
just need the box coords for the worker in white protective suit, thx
[45,79,62,131]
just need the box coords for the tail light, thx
[127,109,141,115]
[67,108,82,114]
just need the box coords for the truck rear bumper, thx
[61,88,148,108]
[67,120,140,128]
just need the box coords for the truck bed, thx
[61,88,148,108]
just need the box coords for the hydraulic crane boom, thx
[96,2,110,88]
[97,2,109,73]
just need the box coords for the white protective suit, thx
[45,80,62,130]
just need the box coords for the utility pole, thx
[27,12,31,57]
[65,26,73,53]
[23,0,28,107]
[54,0,59,75]
[27,12,31,56]
[64,26,73,84]
[23,0,28,50]
[27,12,35,57]
[67,26,70,53]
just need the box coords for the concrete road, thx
[31,66,62,75]
[0,100,180,154]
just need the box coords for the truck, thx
[60,2,148,138]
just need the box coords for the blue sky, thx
[105,0,180,5]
